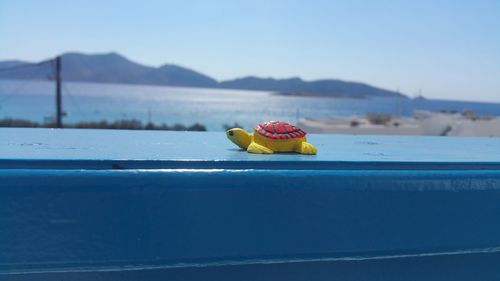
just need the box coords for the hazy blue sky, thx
[1,0,499,102]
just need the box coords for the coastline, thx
[273,91,368,99]
[298,110,500,137]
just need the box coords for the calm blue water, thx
[1,79,499,131]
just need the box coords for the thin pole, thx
[55,56,62,128]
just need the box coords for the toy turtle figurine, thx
[226,121,317,154]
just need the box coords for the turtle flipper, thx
[247,142,274,154]
[295,141,317,155]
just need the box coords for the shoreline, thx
[298,110,500,137]
[0,117,207,131]
[273,91,368,99]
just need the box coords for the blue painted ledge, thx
[1,128,500,280]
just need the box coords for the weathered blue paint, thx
[1,128,500,162]
[1,128,500,280]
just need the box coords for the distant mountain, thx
[220,76,403,98]
[0,52,218,88]
[0,52,405,98]
[0,60,26,69]
[147,64,218,87]
[59,52,152,84]
[0,60,49,80]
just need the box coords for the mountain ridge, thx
[0,52,406,98]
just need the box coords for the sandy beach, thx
[299,110,500,137]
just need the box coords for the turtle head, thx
[226,128,252,149]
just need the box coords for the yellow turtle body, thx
[226,121,317,155]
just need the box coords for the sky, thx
[0,0,499,102]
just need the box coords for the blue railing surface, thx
[1,128,500,280]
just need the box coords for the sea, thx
[1,79,499,131]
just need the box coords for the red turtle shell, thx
[254,121,306,140]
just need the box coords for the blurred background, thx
[0,0,499,136]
